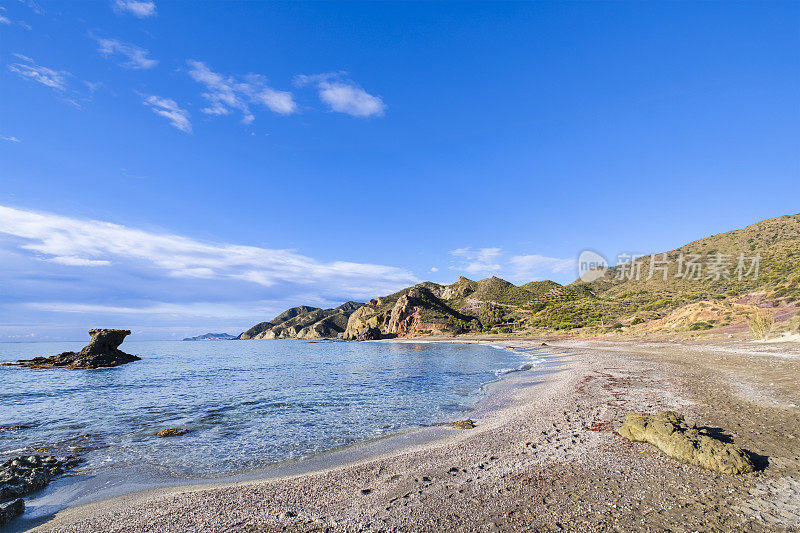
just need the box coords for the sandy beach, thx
[31,338,800,532]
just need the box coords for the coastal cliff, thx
[343,284,477,339]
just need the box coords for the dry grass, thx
[748,309,775,339]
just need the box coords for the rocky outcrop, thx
[344,285,476,339]
[439,276,477,300]
[0,455,79,525]
[335,301,363,314]
[357,326,383,340]
[6,329,140,369]
[240,302,364,340]
[619,411,755,474]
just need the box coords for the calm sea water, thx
[0,340,541,479]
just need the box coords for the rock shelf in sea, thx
[4,329,140,369]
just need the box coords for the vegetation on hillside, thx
[243,214,800,339]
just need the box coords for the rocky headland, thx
[182,333,238,341]
[5,329,140,369]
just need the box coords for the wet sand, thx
[32,338,800,532]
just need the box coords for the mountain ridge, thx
[238,214,800,339]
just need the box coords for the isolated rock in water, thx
[0,498,24,527]
[156,428,191,437]
[8,329,140,369]
[619,411,755,474]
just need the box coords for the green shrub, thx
[631,317,645,325]
[689,322,714,331]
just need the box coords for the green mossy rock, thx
[619,411,755,474]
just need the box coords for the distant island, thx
[182,333,239,341]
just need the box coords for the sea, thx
[0,339,545,527]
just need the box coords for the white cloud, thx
[0,15,10,24]
[113,0,156,18]
[141,94,191,133]
[0,205,418,300]
[187,60,296,123]
[450,247,502,273]
[8,54,69,91]
[430,267,439,272]
[95,37,157,69]
[449,247,576,283]
[296,73,385,117]
[1,136,20,143]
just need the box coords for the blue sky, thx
[1,1,798,340]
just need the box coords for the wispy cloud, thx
[141,94,191,133]
[8,54,70,91]
[1,135,20,143]
[449,247,576,283]
[47,256,111,267]
[94,37,157,69]
[0,5,30,27]
[508,254,575,277]
[18,0,45,15]
[187,60,296,123]
[296,73,385,117]
[113,0,156,18]
[450,247,502,274]
[0,205,417,299]
[25,301,260,318]
[84,81,103,93]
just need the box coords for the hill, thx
[240,214,800,340]
[239,302,364,340]
[551,213,800,332]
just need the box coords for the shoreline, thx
[9,340,560,532]
[25,337,800,531]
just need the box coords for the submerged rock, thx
[619,411,755,474]
[0,425,31,432]
[6,329,140,369]
[0,498,24,527]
